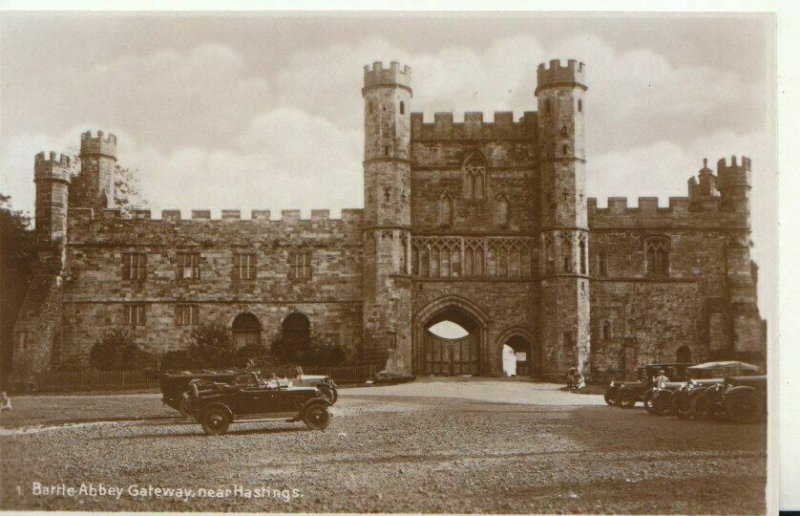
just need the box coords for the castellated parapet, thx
[536,59,587,94]
[363,61,412,90]
[410,111,537,140]
[34,152,73,183]
[80,130,118,158]
[717,155,752,190]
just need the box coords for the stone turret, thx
[34,152,72,244]
[71,130,117,210]
[536,59,591,377]
[361,61,413,373]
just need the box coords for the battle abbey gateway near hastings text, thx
[12,59,767,383]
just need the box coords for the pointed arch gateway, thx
[413,295,491,376]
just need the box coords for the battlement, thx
[363,61,412,90]
[536,59,587,95]
[34,151,72,182]
[410,111,537,140]
[80,130,118,158]
[588,196,694,215]
[71,208,364,224]
[717,155,752,190]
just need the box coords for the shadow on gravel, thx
[98,425,308,440]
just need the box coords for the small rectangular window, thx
[124,304,147,326]
[177,253,200,279]
[233,253,257,280]
[122,253,147,280]
[289,250,312,280]
[176,304,199,326]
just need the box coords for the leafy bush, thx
[236,343,272,368]
[187,323,237,368]
[89,330,155,370]
[160,350,194,370]
[270,331,347,367]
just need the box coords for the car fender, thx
[724,385,756,399]
[199,402,233,420]
[300,397,331,416]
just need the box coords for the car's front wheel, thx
[604,386,620,406]
[201,406,232,436]
[726,389,760,424]
[619,388,637,409]
[303,404,331,430]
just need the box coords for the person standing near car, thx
[654,369,670,389]
[566,368,576,389]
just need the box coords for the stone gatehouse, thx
[11,59,767,383]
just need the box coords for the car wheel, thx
[178,392,192,418]
[201,407,232,436]
[303,404,330,431]
[674,393,692,419]
[604,386,620,406]
[644,390,657,414]
[726,391,758,424]
[691,391,711,420]
[619,388,637,409]
[653,391,672,415]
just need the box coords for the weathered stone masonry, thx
[12,59,767,383]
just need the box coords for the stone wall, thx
[60,209,365,362]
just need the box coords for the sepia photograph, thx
[0,3,788,514]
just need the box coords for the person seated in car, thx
[653,369,670,389]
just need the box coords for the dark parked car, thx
[188,371,331,435]
[605,363,694,409]
[160,367,337,416]
[663,361,759,419]
[690,374,767,423]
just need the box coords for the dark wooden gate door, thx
[423,333,479,376]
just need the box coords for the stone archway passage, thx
[232,312,261,348]
[422,306,481,376]
[505,335,531,376]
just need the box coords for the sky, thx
[0,12,777,323]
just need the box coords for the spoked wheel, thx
[604,387,620,406]
[201,407,232,436]
[674,393,692,419]
[619,388,637,409]
[691,391,711,421]
[303,404,331,430]
[652,391,673,415]
[644,390,657,414]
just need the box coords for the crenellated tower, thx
[536,59,591,377]
[361,61,413,373]
[717,155,764,358]
[71,130,117,210]
[34,152,72,246]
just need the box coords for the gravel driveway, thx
[0,380,765,513]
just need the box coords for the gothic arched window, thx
[562,235,573,273]
[602,320,612,341]
[439,193,454,227]
[495,194,509,228]
[462,152,487,200]
[400,101,405,114]
[645,236,670,276]
[545,237,555,274]
[579,236,587,275]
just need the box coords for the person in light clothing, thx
[654,369,670,389]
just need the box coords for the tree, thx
[187,323,237,368]
[89,329,155,370]
[113,164,145,218]
[0,194,35,384]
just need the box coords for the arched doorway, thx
[676,345,692,363]
[282,312,311,350]
[232,313,261,348]
[502,344,517,376]
[421,307,481,376]
[505,335,532,376]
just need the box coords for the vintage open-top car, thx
[688,374,767,423]
[654,361,760,418]
[160,367,337,416]
[604,363,694,409]
[187,371,332,435]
